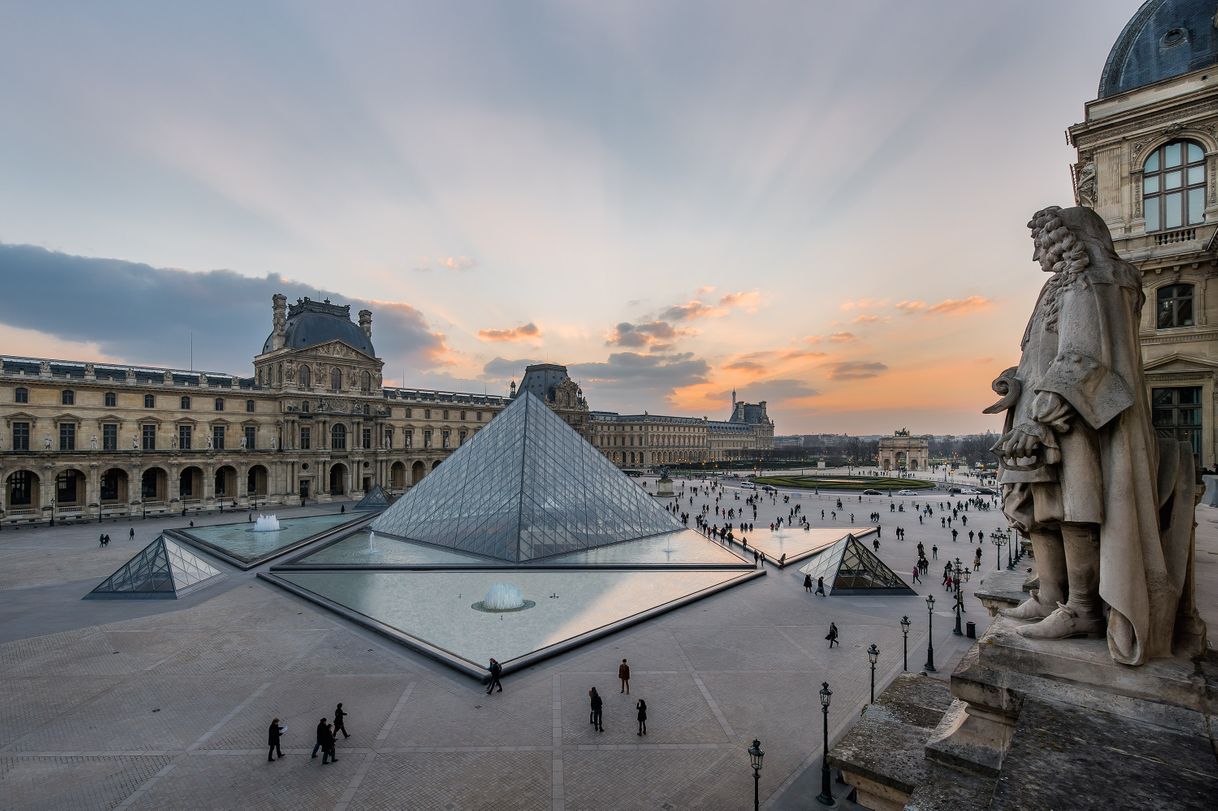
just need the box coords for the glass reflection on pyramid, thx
[261,393,761,676]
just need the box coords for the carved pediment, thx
[309,341,376,362]
[1143,353,1218,374]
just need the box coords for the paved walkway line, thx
[376,682,415,742]
[551,672,564,811]
[114,759,178,811]
[333,751,377,811]
[187,680,273,752]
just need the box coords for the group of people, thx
[266,702,349,764]
[97,527,136,547]
[586,660,648,735]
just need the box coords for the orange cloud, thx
[661,289,760,321]
[896,296,992,317]
[840,298,888,311]
[851,314,887,325]
[476,322,541,342]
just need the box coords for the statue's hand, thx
[1031,391,1072,432]
[992,422,1060,471]
[983,367,1021,415]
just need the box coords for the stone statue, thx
[239,435,246,449]
[170,435,177,449]
[90,434,97,450]
[206,434,213,450]
[44,435,52,450]
[132,435,139,449]
[988,205,1204,665]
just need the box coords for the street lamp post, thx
[816,682,835,806]
[899,615,911,671]
[867,644,879,703]
[952,558,964,636]
[748,739,764,811]
[924,595,936,673]
[991,531,1005,570]
[1006,529,1015,570]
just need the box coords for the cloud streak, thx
[825,360,888,381]
[477,321,541,342]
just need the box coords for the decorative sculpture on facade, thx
[987,205,1205,665]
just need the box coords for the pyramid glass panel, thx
[371,393,682,562]
[353,485,393,511]
[797,534,914,595]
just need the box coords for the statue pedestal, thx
[654,476,675,498]
[925,615,1210,778]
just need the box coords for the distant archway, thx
[5,470,40,510]
[214,465,238,500]
[390,461,406,489]
[142,467,168,502]
[179,466,204,501]
[100,468,129,504]
[329,463,347,496]
[247,464,268,497]
[411,460,425,485]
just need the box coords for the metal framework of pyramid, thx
[353,484,393,512]
[371,392,684,563]
[87,535,224,599]
[797,533,914,595]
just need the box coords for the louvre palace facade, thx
[0,295,773,525]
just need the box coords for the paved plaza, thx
[2,478,1212,810]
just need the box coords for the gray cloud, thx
[481,356,546,379]
[825,361,888,381]
[606,320,680,348]
[747,378,820,401]
[0,243,449,373]
[568,351,710,405]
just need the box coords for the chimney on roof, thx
[359,308,373,339]
[271,293,287,350]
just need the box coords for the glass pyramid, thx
[87,535,224,599]
[371,392,684,563]
[353,485,393,512]
[796,534,914,595]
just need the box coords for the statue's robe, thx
[1000,254,1201,665]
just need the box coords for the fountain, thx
[252,514,282,532]
[472,582,535,613]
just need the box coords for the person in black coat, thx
[486,658,503,694]
[589,687,604,732]
[636,699,647,736]
[312,717,328,758]
[803,574,813,593]
[267,718,284,762]
[826,622,839,648]
[321,721,337,764]
[333,703,349,739]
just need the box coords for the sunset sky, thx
[0,0,1144,434]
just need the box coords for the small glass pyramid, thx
[371,393,684,563]
[797,534,914,595]
[88,535,224,599]
[353,485,393,512]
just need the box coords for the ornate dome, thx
[261,298,375,356]
[1099,0,1218,99]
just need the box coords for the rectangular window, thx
[246,399,255,413]
[212,425,225,450]
[244,426,256,449]
[442,410,449,420]
[477,411,483,421]
[424,429,432,449]
[404,429,413,449]
[300,427,311,450]
[404,407,412,418]
[460,410,466,421]
[425,409,432,420]
[104,392,116,407]
[179,424,192,450]
[59,422,76,451]
[141,423,156,450]
[12,421,29,451]
[459,429,467,445]
[103,423,118,451]
[362,428,372,449]
[1152,387,1203,457]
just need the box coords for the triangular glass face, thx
[90,536,221,597]
[797,533,913,595]
[353,485,392,512]
[371,393,683,562]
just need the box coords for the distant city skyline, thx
[0,1,1142,433]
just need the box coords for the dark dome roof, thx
[1099,0,1218,98]
[262,298,375,356]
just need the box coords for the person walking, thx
[321,720,338,764]
[267,718,285,762]
[932,545,938,560]
[803,573,813,593]
[618,659,631,694]
[128,527,135,541]
[815,576,826,597]
[590,687,604,733]
[486,658,503,694]
[636,699,648,736]
[312,717,328,759]
[333,703,349,739]
[98,533,105,548]
[912,566,921,584]
[826,622,839,648]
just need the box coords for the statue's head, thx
[1027,205,1121,275]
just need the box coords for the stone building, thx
[589,390,774,468]
[1067,0,1218,468]
[0,295,507,525]
[510,363,591,437]
[877,429,929,471]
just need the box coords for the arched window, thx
[331,423,347,450]
[144,394,155,408]
[299,365,311,388]
[214,397,225,411]
[1157,283,1195,329]
[330,367,342,391]
[104,391,116,407]
[15,387,28,404]
[361,370,371,392]
[245,399,255,413]
[1143,140,1206,232]
[181,395,191,410]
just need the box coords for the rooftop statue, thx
[987,205,1205,666]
